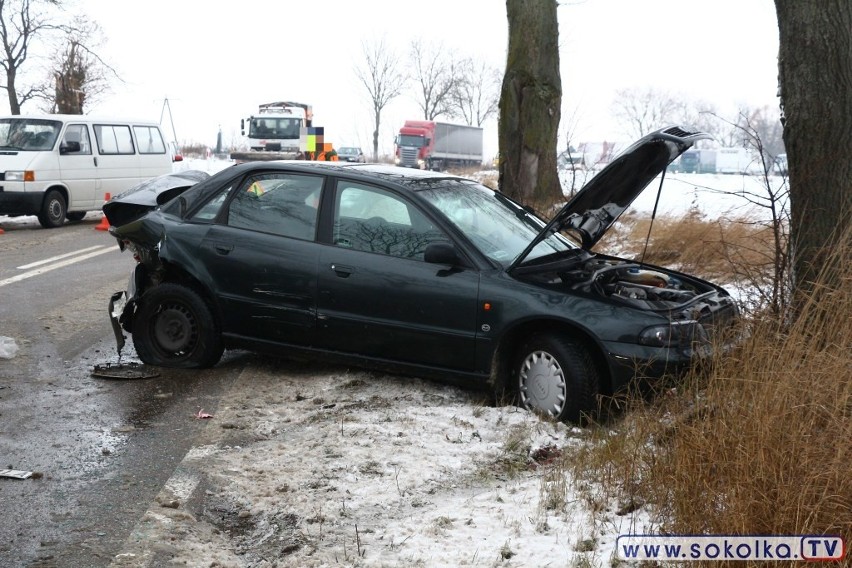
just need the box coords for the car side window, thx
[227,173,323,240]
[334,182,449,260]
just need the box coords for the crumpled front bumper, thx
[108,266,143,358]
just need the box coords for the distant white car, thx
[337,146,366,163]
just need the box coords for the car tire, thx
[514,333,598,424]
[66,211,86,222]
[132,283,223,369]
[37,190,67,228]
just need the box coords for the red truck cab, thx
[395,120,435,168]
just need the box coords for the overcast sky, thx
[73,0,780,159]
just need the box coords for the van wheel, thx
[132,283,223,369]
[38,190,67,228]
[66,211,86,222]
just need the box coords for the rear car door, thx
[316,179,480,371]
[194,171,325,344]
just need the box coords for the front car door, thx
[316,179,481,371]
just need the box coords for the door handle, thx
[330,263,354,277]
[93,156,98,167]
[215,244,234,255]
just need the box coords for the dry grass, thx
[565,222,852,567]
[596,208,780,283]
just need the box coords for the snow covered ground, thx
[110,360,656,568]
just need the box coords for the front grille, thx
[400,147,419,167]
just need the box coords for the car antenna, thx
[639,168,667,267]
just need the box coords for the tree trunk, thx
[373,109,380,161]
[6,67,20,114]
[775,0,852,299]
[498,0,562,212]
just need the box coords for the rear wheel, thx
[514,333,599,424]
[132,283,223,368]
[37,190,66,228]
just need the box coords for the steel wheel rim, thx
[152,302,198,356]
[48,199,63,223]
[518,350,567,417]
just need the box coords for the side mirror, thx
[59,141,81,154]
[424,242,460,265]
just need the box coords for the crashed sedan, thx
[105,126,739,423]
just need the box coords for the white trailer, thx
[716,147,752,174]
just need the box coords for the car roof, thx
[227,161,475,192]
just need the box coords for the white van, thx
[0,114,181,228]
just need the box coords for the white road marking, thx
[0,246,115,288]
[17,245,107,269]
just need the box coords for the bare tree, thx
[409,38,456,120]
[0,0,60,114]
[612,87,681,139]
[738,105,784,165]
[49,16,115,114]
[449,58,500,127]
[354,38,406,161]
[775,0,852,300]
[499,0,562,210]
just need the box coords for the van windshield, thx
[0,118,62,151]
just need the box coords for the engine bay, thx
[519,253,722,313]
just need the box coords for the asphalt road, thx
[0,214,246,567]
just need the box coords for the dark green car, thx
[105,126,739,424]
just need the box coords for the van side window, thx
[133,125,167,154]
[62,124,92,154]
[94,124,135,155]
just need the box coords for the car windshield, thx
[419,182,576,265]
[339,147,358,155]
[0,118,62,150]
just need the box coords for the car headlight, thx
[639,320,708,347]
[5,170,34,181]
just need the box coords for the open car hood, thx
[102,170,210,227]
[511,126,711,270]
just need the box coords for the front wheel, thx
[38,190,67,228]
[132,283,223,368]
[514,334,599,424]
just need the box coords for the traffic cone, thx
[95,193,111,231]
[0,227,4,235]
